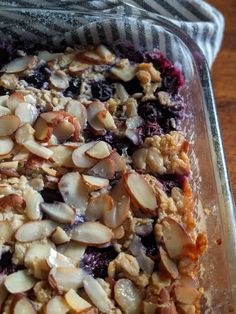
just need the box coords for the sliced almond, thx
[15,102,38,126]
[11,295,37,314]
[40,111,67,124]
[97,109,117,130]
[0,105,11,116]
[15,220,56,242]
[88,156,115,179]
[50,70,69,90]
[63,241,87,263]
[38,51,63,62]
[13,147,30,161]
[162,217,195,260]
[0,56,36,73]
[24,139,53,159]
[160,247,179,279]
[96,45,115,63]
[4,270,37,293]
[71,222,112,245]
[114,279,142,314]
[15,123,35,145]
[41,202,76,224]
[111,65,136,82]
[24,243,52,280]
[82,174,109,191]
[0,160,18,169]
[47,248,75,269]
[50,145,74,168]
[174,286,200,305]
[87,101,106,135]
[53,120,75,143]
[58,172,88,213]
[103,179,130,229]
[23,187,43,220]
[0,193,24,210]
[0,221,13,241]
[124,172,157,214]
[48,267,85,293]
[147,147,166,174]
[85,141,111,160]
[68,61,89,75]
[0,115,20,136]
[86,194,113,221]
[0,136,14,156]
[72,142,97,168]
[110,151,126,172]
[132,148,148,170]
[45,296,70,314]
[83,276,112,313]
[0,275,8,312]
[81,50,103,64]
[51,227,70,245]
[34,117,53,142]
[66,100,87,129]
[0,94,9,106]
[64,289,92,312]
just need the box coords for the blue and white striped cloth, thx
[0,0,224,67]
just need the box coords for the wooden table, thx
[207,0,236,201]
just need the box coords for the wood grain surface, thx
[207,0,236,201]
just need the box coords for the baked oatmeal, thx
[0,41,207,313]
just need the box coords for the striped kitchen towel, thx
[0,0,224,67]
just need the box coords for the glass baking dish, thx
[0,2,235,312]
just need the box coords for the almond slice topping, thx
[103,179,130,229]
[87,101,106,135]
[82,174,109,191]
[114,279,143,314]
[24,243,52,280]
[86,194,114,221]
[51,227,70,245]
[83,276,113,313]
[85,141,111,160]
[24,139,53,159]
[53,120,75,143]
[0,194,24,210]
[7,92,25,112]
[111,65,136,82]
[0,56,36,73]
[97,109,117,130]
[4,270,37,293]
[23,187,43,220]
[45,296,70,314]
[11,295,37,314]
[48,267,85,293]
[124,172,157,213]
[15,220,56,242]
[34,117,53,142]
[40,111,67,124]
[0,221,13,241]
[64,289,92,312]
[58,172,89,213]
[72,142,98,168]
[15,102,38,126]
[15,123,35,145]
[40,202,76,224]
[0,115,20,136]
[0,136,14,156]
[71,222,113,245]
[63,241,87,263]
[174,286,201,305]
[49,70,69,90]
[161,217,195,260]
[66,100,87,129]
[160,246,179,279]
[50,145,74,168]
[47,248,75,269]
[88,156,115,179]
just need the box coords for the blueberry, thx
[80,246,117,278]
[91,81,114,101]
[113,40,144,63]
[141,233,158,259]
[40,188,64,203]
[0,251,12,273]
[23,65,49,89]
[157,174,186,196]
[64,78,81,97]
